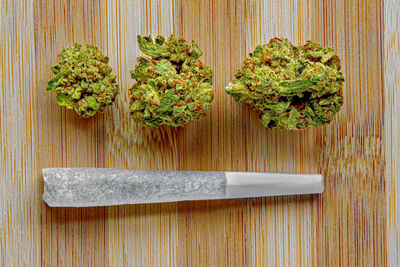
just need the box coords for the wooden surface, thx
[0,0,397,266]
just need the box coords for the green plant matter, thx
[47,44,119,118]
[129,35,214,127]
[225,38,344,130]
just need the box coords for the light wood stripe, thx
[0,0,40,265]
[385,0,400,266]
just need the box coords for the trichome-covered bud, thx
[225,38,344,130]
[129,35,214,127]
[47,44,119,118]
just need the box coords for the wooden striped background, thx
[0,0,398,266]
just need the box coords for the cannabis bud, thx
[47,44,119,118]
[225,38,344,130]
[129,35,214,127]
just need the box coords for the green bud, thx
[47,43,119,118]
[225,38,344,130]
[129,35,214,127]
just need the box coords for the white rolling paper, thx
[42,168,324,207]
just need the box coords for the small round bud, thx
[47,44,119,118]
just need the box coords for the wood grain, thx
[0,0,395,266]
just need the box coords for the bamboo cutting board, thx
[1,0,399,266]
